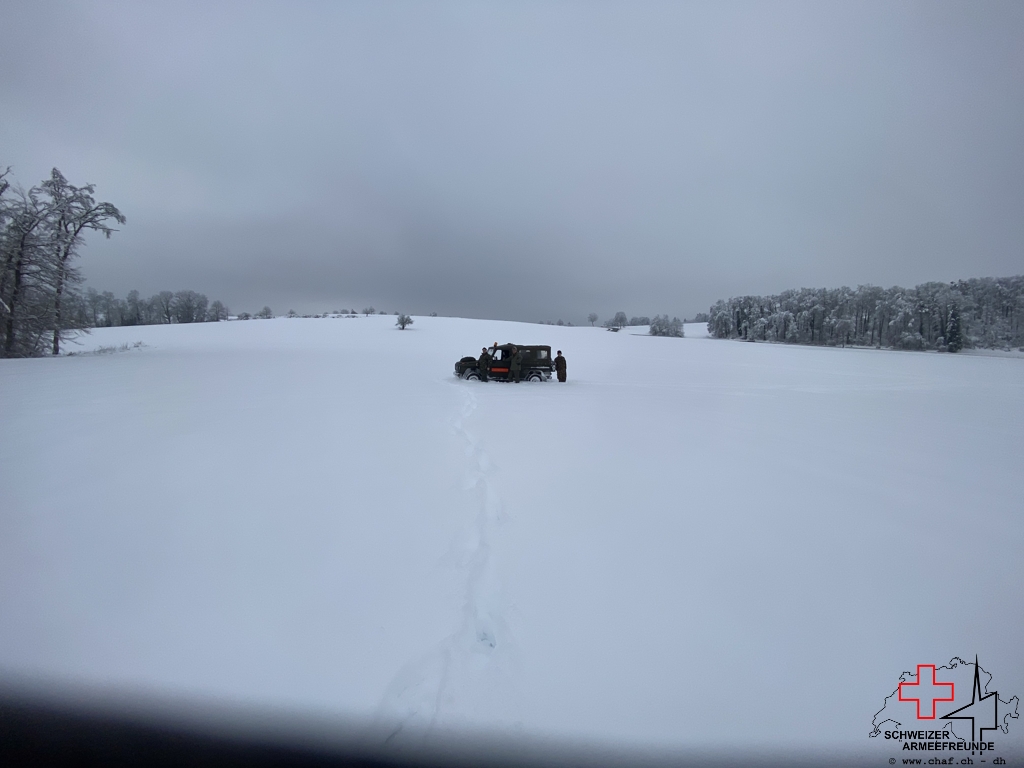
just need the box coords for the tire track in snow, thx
[375,383,510,744]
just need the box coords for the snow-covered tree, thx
[706,277,1022,351]
[0,167,123,356]
[152,291,174,324]
[946,303,963,352]
[0,182,50,356]
[39,169,125,354]
[207,300,229,321]
[170,290,208,323]
[649,315,684,337]
[604,311,628,329]
[396,313,413,330]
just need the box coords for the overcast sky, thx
[2,1,1023,321]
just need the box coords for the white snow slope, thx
[1,316,1022,761]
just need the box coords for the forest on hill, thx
[707,277,1023,351]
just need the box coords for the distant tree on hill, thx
[396,313,413,330]
[362,307,374,316]
[149,291,171,324]
[172,290,208,323]
[255,306,273,319]
[588,313,598,326]
[604,311,627,330]
[207,300,228,321]
[629,316,651,326]
[126,290,150,325]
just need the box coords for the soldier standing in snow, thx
[555,350,567,382]
[508,344,522,383]
[478,347,491,382]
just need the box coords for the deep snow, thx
[1,316,1022,761]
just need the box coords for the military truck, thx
[455,344,554,382]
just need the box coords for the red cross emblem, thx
[898,664,955,719]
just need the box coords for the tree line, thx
[706,277,1023,351]
[598,312,684,337]
[81,288,229,327]
[1,167,125,357]
[539,313,683,336]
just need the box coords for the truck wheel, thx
[464,371,480,381]
[527,372,542,382]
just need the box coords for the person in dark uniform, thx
[477,347,491,382]
[508,344,522,383]
[554,350,567,382]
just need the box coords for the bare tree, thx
[588,312,598,326]
[603,311,627,330]
[152,291,174,324]
[396,313,413,329]
[99,291,124,326]
[170,290,208,323]
[39,169,125,355]
[84,287,103,327]
[207,300,229,321]
[124,290,143,326]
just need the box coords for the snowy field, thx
[1,316,1022,763]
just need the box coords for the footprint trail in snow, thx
[376,385,515,744]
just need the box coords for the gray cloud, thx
[2,1,1023,321]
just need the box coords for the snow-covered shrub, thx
[894,332,926,350]
[649,315,684,337]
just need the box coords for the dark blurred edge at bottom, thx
[0,692,928,768]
